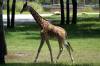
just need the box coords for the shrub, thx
[3,0,12,10]
[4,1,45,13]
[82,6,94,12]
[16,1,24,12]
[81,12,88,16]
[16,1,44,13]
[28,2,44,13]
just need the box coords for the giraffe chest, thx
[41,22,52,32]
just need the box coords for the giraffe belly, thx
[48,27,66,39]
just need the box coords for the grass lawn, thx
[2,15,100,66]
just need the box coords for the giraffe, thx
[20,2,74,63]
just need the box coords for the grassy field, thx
[2,14,100,66]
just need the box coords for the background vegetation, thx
[3,0,99,14]
[3,1,44,13]
[0,0,99,65]
[3,14,100,66]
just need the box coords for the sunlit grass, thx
[4,14,100,65]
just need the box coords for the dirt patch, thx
[6,51,33,59]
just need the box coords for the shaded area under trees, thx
[60,0,77,25]
[60,0,65,25]
[7,0,10,28]
[7,0,16,28]
[11,0,16,28]
[0,0,7,64]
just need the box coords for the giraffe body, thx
[20,2,74,63]
[42,21,66,39]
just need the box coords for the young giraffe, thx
[20,2,74,63]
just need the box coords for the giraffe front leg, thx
[34,35,45,63]
[46,38,54,63]
[56,47,63,63]
[56,39,63,63]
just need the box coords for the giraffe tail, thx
[64,41,73,52]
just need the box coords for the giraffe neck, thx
[27,5,46,28]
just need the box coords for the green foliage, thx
[28,2,44,13]
[5,14,100,64]
[35,0,51,4]
[5,22,100,64]
[15,1,24,12]
[81,12,88,16]
[82,6,94,12]
[4,1,45,13]
[3,0,12,10]
[35,0,45,4]
[16,1,44,13]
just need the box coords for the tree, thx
[29,0,33,2]
[7,0,10,28]
[11,0,16,28]
[60,0,65,25]
[99,0,100,19]
[71,0,77,24]
[0,0,7,64]
[66,0,70,24]
[51,0,54,5]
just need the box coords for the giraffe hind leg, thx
[64,41,73,52]
[67,42,73,52]
[64,41,74,63]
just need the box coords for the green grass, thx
[4,15,100,66]
[1,63,100,66]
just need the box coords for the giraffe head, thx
[20,2,28,14]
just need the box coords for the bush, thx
[4,1,45,13]
[3,0,12,10]
[82,6,94,12]
[28,2,44,13]
[16,1,24,12]
[81,12,88,16]
[16,1,44,13]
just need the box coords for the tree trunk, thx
[66,0,70,24]
[11,0,16,28]
[60,0,65,25]
[51,0,53,5]
[99,0,100,20]
[29,0,32,1]
[72,0,77,24]
[7,0,10,28]
[0,0,7,64]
